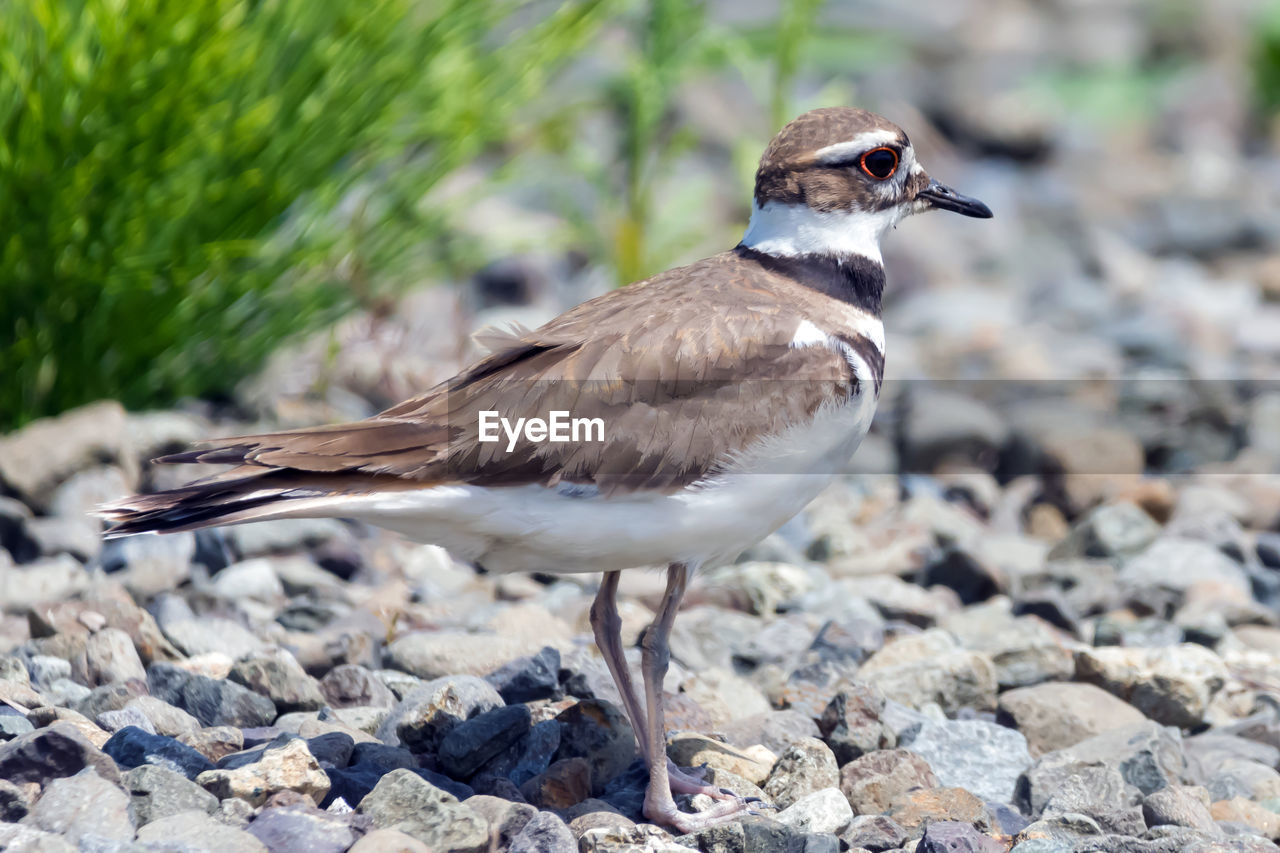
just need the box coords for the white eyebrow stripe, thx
[814,129,902,164]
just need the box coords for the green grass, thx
[0,0,610,429]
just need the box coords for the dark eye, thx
[860,147,898,180]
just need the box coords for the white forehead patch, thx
[814,129,902,165]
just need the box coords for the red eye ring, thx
[859,147,899,180]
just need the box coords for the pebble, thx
[196,737,331,806]
[1074,643,1228,727]
[103,724,216,780]
[230,648,328,714]
[136,809,269,852]
[858,629,998,713]
[554,699,637,794]
[508,810,577,853]
[774,787,854,835]
[816,682,895,765]
[124,763,220,825]
[384,631,541,680]
[247,803,357,853]
[0,721,121,786]
[485,645,562,703]
[321,664,397,709]
[25,767,135,845]
[148,662,278,728]
[888,786,992,834]
[841,813,907,851]
[915,820,1005,853]
[356,768,490,852]
[1142,784,1220,834]
[437,703,532,778]
[996,681,1148,756]
[379,675,504,753]
[839,748,939,814]
[900,718,1032,804]
[762,737,840,809]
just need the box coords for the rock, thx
[0,778,31,821]
[247,804,356,853]
[1049,502,1161,560]
[996,682,1148,757]
[0,720,120,786]
[520,757,593,809]
[103,530,196,599]
[438,703,532,779]
[197,738,331,806]
[148,662,278,728]
[841,814,907,852]
[858,629,998,713]
[0,824,77,852]
[503,718,562,786]
[157,602,265,660]
[379,675,504,753]
[25,706,110,748]
[667,734,774,787]
[1199,757,1280,802]
[230,648,327,714]
[383,631,539,680]
[465,795,537,848]
[854,573,959,627]
[918,548,1005,605]
[0,401,132,509]
[775,787,853,835]
[124,763,220,825]
[720,709,821,755]
[915,820,1005,853]
[839,749,939,815]
[554,699,636,794]
[888,786,991,834]
[126,695,202,737]
[484,646,562,703]
[941,600,1075,689]
[899,718,1032,804]
[509,810,576,853]
[356,768,489,852]
[763,737,840,809]
[211,558,286,603]
[0,555,88,613]
[26,767,134,845]
[320,665,396,709]
[1210,797,1280,839]
[75,680,149,720]
[1074,644,1227,728]
[1120,538,1251,606]
[816,682,895,765]
[0,707,36,740]
[348,828,435,853]
[578,823,686,852]
[305,730,356,768]
[1033,761,1145,833]
[97,705,156,735]
[1017,721,1184,816]
[1142,785,1219,834]
[136,810,268,852]
[104,725,216,780]
[180,726,245,763]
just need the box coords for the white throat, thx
[741,201,899,264]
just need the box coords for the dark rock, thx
[841,814,906,852]
[520,757,592,809]
[0,778,30,821]
[509,719,562,786]
[554,699,636,794]
[378,675,503,753]
[918,548,1003,605]
[356,768,488,852]
[124,763,220,825]
[438,703,532,779]
[809,618,884,666]
[306,731,356,769]
[915,820,1005,853]
[148,662,277,728]
[230,649,327,714]
[248,804,356,853]
[485,646,562,703]
[104,726,216,780]
[816,682,895,766]
[320,664,396,709]
[0,720,121,786]
[350,742,416,773]
[509,810,576,853]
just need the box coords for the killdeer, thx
[102,107,991,831]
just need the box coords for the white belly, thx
[331,393,877,574]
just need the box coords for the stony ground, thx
[1,399,1280,853]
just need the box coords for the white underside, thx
[287,387,879,574]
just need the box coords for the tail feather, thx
[98,470,322,537]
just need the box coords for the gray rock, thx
[25,767,135,845]
[0,720,121,786]
[1120,538,1251,604]
[148,662,278,728]
[229,648,327,714]
[1049,502,1161,560]
[858,629,998,714]
[247,804,356,853]
[356,768,489,852]
[211,558,286,603]
[97,706,157,735]
[554,699,637,795]
[438,703,532,779]
[465,795,537,848]
[0,707,36,739]
[839,749,939,815]
[941,601,1075,689]
[1142,784,1219,834]
[383,631,539,680]
[0,824,77,852]
[916,820,1005,853]
[840,814,906,852]
[124,764,220,825]
[996,682,1148,757]
[900,718,1032,805]
[102,531,195,599]
[76,681,149,720]
[774,787,853,836]
[378,675,504,753]
[1074,644,1227,728]
[137,809,268,852]
[154,596,265,660]
[1035,762,1145,834]
[0,400,131,509]
[816,681,895,766]
[509,810,576,853]
[126,695,202,737]
[26,654,72,690]
[197,738,331,806]
[763,737,840,809]
[721,709,821,755]
[320,665,396,709]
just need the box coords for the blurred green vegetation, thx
[1256,2,1280,114]
[0,0,611,429]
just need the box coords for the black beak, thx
[918,178,993,219]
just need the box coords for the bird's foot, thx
[645,792,773,834]
[666,760,718,796]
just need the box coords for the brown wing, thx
[158,253,858,496]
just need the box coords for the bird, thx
[101,106,992,832]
